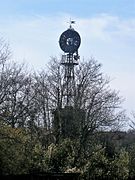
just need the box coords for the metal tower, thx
[59,21,81,107]
[52,22,81,141]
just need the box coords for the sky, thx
[0,0,135,126]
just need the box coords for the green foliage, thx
[82,145,109,179]
[0,52,133,179]
[128,144,135,178]
[43,139,77,173]
[110,149,129,179]
[81,145,129,180]
[0,122,132,179]
[0,123,30,174]
[0,121,44,175]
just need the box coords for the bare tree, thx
[32,70,51,130]
[43,57,126,141]
[74,59,124,132]
[129,112,135,130]
[0,41,126,144]
[0,38,11,66]
[0,62,34,128]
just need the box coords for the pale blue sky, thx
[0,0,135,125]
[0,0,135,18]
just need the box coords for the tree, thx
[0,62,34,128]
[0,38,11,65]
[32,70,51,130]
[0,39,11,116]
[110,148,129,179]
[82,145,129,180]
[0,44,127,177]
[42,57,125,145]
[0,120,30,174]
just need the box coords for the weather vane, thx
[67,19,76,29]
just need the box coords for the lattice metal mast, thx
[59,21,81,107]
